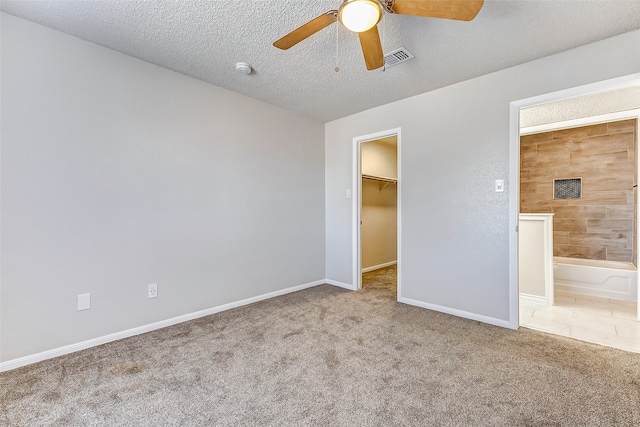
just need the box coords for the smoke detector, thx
[235,62,253,75]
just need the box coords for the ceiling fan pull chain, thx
[382,10,387,72]
[335,20,340,72]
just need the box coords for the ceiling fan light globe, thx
[338,0,382,33]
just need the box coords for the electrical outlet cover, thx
[148,283,158,298]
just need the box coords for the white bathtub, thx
[553,257,638,302]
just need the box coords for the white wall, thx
[518,220,546,298]
[518,215,554,301]
[325,30,640,324]
[0,14,325,363]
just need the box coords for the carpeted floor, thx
[2,270,639,426]
[362,264,397,298]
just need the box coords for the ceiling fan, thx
[273,0,484,71]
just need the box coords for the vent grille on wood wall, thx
[554,178,582,199]
[384,48,414,68]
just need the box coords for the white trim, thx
[352,127,402,296]
[397,132,402,300]
[508,100,521,330]
[519,293,547,304]
[325,279,356,291]
[510,73,640,331]
[398,297,511,329]
[0,279,325,372]
[521,109,640,135]
[637,114,640,320]
[361,260,397,273]
[514,74,640,110]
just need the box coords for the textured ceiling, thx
[521,86,640,128]
[2,0,640,123]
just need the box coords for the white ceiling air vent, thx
[383,47,414,68]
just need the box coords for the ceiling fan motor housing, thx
[338,0,384,33]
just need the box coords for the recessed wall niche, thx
[554,178,582,200]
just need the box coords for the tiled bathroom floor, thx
[520,291,640,353]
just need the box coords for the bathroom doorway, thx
[352,128,401,299]
[512,80,640,352]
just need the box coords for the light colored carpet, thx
[2,272,640,426]
[362,264,397,298]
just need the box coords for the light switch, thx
[495,179,505,193]
[346,189,352,199]
[77,293,91,311]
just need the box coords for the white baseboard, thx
[361,260,397,273]
[0,279,325,373]
[325,279,356,291]
[398,297,512,329]
[519,293,548,304]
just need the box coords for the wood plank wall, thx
[520,119,637,263]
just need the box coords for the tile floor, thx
[520,291,640,353]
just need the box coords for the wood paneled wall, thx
[520,119,637,263]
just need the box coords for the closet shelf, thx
[362,174,398,191]
[362,174,398,184]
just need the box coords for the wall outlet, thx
[148,283,158,299]
[77,293,91,311]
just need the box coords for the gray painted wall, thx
[325,30,640,323]
[1,14,325,362]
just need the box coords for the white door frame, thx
[352,128,402,296]
[508,73,640,329]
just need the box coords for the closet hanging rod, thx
[362,174,398,184]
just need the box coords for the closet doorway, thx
[353,128,401,299]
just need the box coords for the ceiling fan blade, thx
[273,11,337,50]
[392,0,484,21]
[358,26,384,71]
